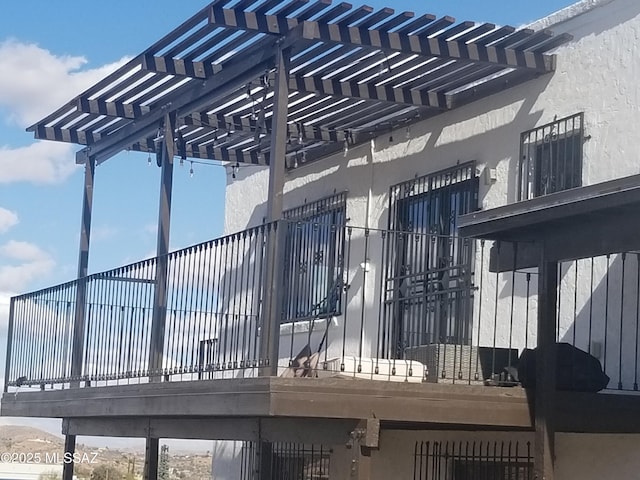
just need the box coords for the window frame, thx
[281,192,347,323]
[385,163,478,357]
[518,112,585,201]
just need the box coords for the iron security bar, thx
[413,440,533,480]
[518,112,585,201]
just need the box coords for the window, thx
[385,164,478,357]
[453,460,533,480]
[519,112,584,200]
[282,193,346,322]
[271,443,331,480]
[414,440,533,480]
[240,442,331,480]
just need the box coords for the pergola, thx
[29,0,568,169]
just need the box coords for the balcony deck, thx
[4,377,640,438]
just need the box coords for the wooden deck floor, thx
[2,377,640,438]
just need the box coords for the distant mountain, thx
[0,424,62,446]
[0,425,213,479]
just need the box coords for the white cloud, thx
[0,39,130,127]
[0,240,55,291]
[0,291,12,330]
[0,40,130,185]
[0,207,18,233]
[92,225,118,242]
[0,141,77,184]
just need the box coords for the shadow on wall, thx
[558,253,640,391]
[280,71,554,229]
[490,251,640,391]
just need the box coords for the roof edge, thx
[527,0,616,31]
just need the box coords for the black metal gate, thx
[385,163,478,357]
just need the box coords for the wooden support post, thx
[535,249,558,480]
[62,432,76,480]
[149,112,176,381]
[144,437,160,480]
[259,43,290,376]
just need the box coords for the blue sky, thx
[0,0,576,438]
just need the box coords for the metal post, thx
[63,154,95,480]
[535,247,558,480]
[70,154,95,385]
[3,298,15,393]
[62,431,76,480]
[259,441,273,480]
[149,111,176,381]
[265,43,290,222]
[259,44,290,376]
[144,437,160,480]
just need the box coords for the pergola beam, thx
[289,74,447,109]
[208,6,555,73]
[298,20,553,72]
[74,37,279,165]
[129,138,268,165]
[184,112,337,143]
[141,54,220,79]
[76,98,151,119]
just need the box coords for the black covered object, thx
[518,343,609,392]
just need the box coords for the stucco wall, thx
[555,433,640,479]
[214,2,640,477]
[222,0,640,382]
[341,431,640,480]
[226,0,640,234]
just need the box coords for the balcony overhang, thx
[26,0,570,168]
[4,378,640,436]
[458,174,640,268]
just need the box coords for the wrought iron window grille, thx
[282,192,347,323]
[518,112,585,200]
[414,440,533,480]
[385,163,479,358]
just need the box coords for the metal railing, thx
[5,222,275,388]
[5,220,640,393]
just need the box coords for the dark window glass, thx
[386,164,478,357]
